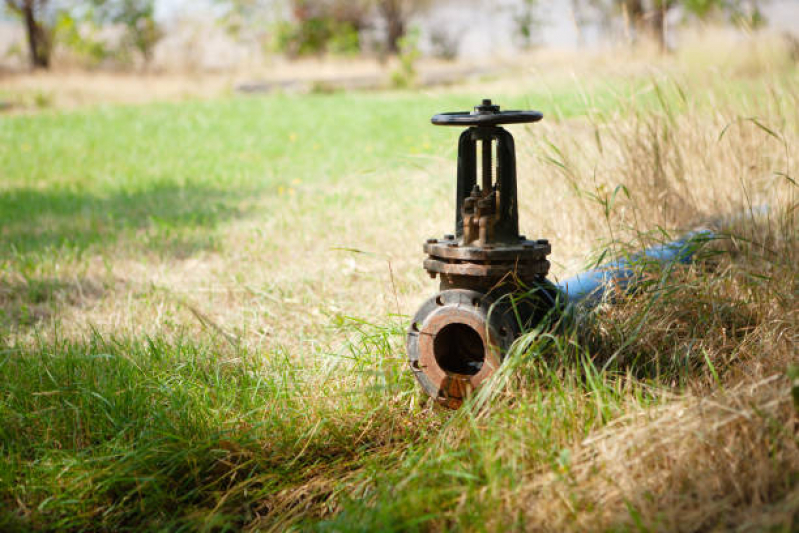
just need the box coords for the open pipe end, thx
[434,323,485,376]
[407,289,514,407]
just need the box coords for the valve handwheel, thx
[431,99,543,127]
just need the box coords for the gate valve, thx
[406,99,557,408]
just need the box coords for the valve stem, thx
[481,139,492,194]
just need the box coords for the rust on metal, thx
[406,99,557,408]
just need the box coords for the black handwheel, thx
[431,99,543,127]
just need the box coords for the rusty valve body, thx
[407,99,555,408]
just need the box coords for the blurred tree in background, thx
[389,26,419,86]
[1,0,772,70]
[513,0,543,50]
[587,0,766,51]
[4,0,54,67]
[54,6,108,67]
[375,0,431,54]
[219,0,370,57]
[90,0,162,66]
[3,0,161,69]
[216,0,275,54]
[275,0,370,56]
[220,0,433,57]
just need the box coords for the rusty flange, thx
[423,236,551,284]
[406,289,518,409]
[424,237,551,261]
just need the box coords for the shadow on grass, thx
[0,275,107,328]
[0,183,250,259]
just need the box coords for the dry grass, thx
[486,53,797,530]
[519,376,797,532]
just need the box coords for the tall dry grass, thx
[429,48,799,531]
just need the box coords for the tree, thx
[217,0,444,58]
[612,0,675,51]
[651,0,677,52]
[513,0,543,50]
[90,0,162,66]
[219,0,371,57]
[217,0,276,52]
[279,0,423,56]
[285,0,371,56]
[4,0,54,68]
[590,0,767,52]
[374,0,431,54]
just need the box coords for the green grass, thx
[0,320,645,530]
[0,58,796,531]
[0,321,420,531]
[1,93,446,258]
[0,84,661,260]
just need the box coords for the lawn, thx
[0,40,797,532]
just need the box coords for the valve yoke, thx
[423,99,550,292]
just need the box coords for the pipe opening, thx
[433,323,485,375]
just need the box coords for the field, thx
[0,35,797,531]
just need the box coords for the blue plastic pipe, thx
[555,230,714,306]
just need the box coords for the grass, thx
[0,35,797,531]
[0,90,622,258]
